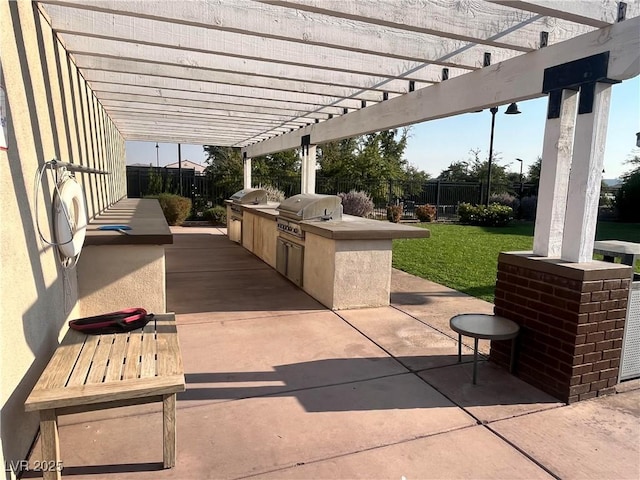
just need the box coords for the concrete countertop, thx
[84,198,173,246]
[233,202,280,220]
[301,215,431,240]
[232,203,430,239]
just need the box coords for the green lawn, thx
[392,222,640,303]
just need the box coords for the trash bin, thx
[593,241,640,381]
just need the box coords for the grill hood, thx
[230,188,268,205]
[277,194,342,221]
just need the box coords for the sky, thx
[126,76,639,180]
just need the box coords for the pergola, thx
[37,0,639,262]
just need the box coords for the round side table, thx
[449,313,520,385]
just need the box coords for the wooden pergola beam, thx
[243,16,639,157]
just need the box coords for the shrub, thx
[616,170,640,222]
[415,204,436,222]
[457,203,476,224]
[520,195,538,220]
[258,184,286,203]
[387,204,403,223]
[457,202,513,227]
[483,204,514,226]
[203,205,227,225]
[146,193,192,225]
[338,190,374,217]
[489,192,520,213]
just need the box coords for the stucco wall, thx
[0,1,126,476]
[78,245,166,317]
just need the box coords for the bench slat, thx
[86,335,115,384]
[25,375,185,412]
[140,322,157,379]
[156,321,183,377]
[25,313,185,413]
[104,333,129,382]
[123,330,143,380]
[66,334,100,387]
[36,329,87,390]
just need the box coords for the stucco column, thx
[300,141,316,195]
[243,155,251,189]
[305,145,317,194]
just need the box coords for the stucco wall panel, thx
[77,246,166,317]
[0,1,126,475]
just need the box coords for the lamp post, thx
[155,142,159,168]
[515,158,524,197]
[515,158,524,218]
[485,103,521,206]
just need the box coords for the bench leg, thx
[472,338,479,385]
[40,410,62,480]
[163,394,177,468]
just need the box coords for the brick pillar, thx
[491,252,632,403]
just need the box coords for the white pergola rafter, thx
[243,16,639,156]
[79,60,390,103]
[36,0,638,151]
[83,73,376,110]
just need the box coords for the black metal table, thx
[450,313,520,384]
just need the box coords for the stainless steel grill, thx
[276,194,342,239]
[275,194,342,287]
[229,188,268,213]
[228,188,269,244]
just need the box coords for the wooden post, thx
[533,89,578,257]
[163,393,177,468]
[243,155,251,189]
[300,144,316,194]
[40,410,62,480]
[306,145,317,195]
[562,82,612,262]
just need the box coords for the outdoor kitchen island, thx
[230,194,430,310]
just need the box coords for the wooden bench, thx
[25,313,185,480]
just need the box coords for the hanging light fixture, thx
[505,102,521,115]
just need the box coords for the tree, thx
[253,149,300,196]
[526,157,542,185]
[318,129,411,182]
[437,160,473,182]
[203,146,243,203]
[616,153,640,222]
[253,150,300,180]
[438,148,510,194]
[316,128,430,203]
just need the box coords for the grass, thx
[392,221,640,304]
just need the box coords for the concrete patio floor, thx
[27,226,639,479]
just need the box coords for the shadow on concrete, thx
[390,290,471,305]
[390,286,496,306]
[21,462,164,478]
[180,356,560,410]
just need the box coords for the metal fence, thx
[126,166,538,220]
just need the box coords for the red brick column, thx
[491,253,632,403]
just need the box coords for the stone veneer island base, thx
[491,252,632,403]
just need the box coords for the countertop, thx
[301,215,431,240]
[234,203,430,240]
[84,198,173,246]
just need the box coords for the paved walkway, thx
[28,226,639,479]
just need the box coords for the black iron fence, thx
[126,166,538,220]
